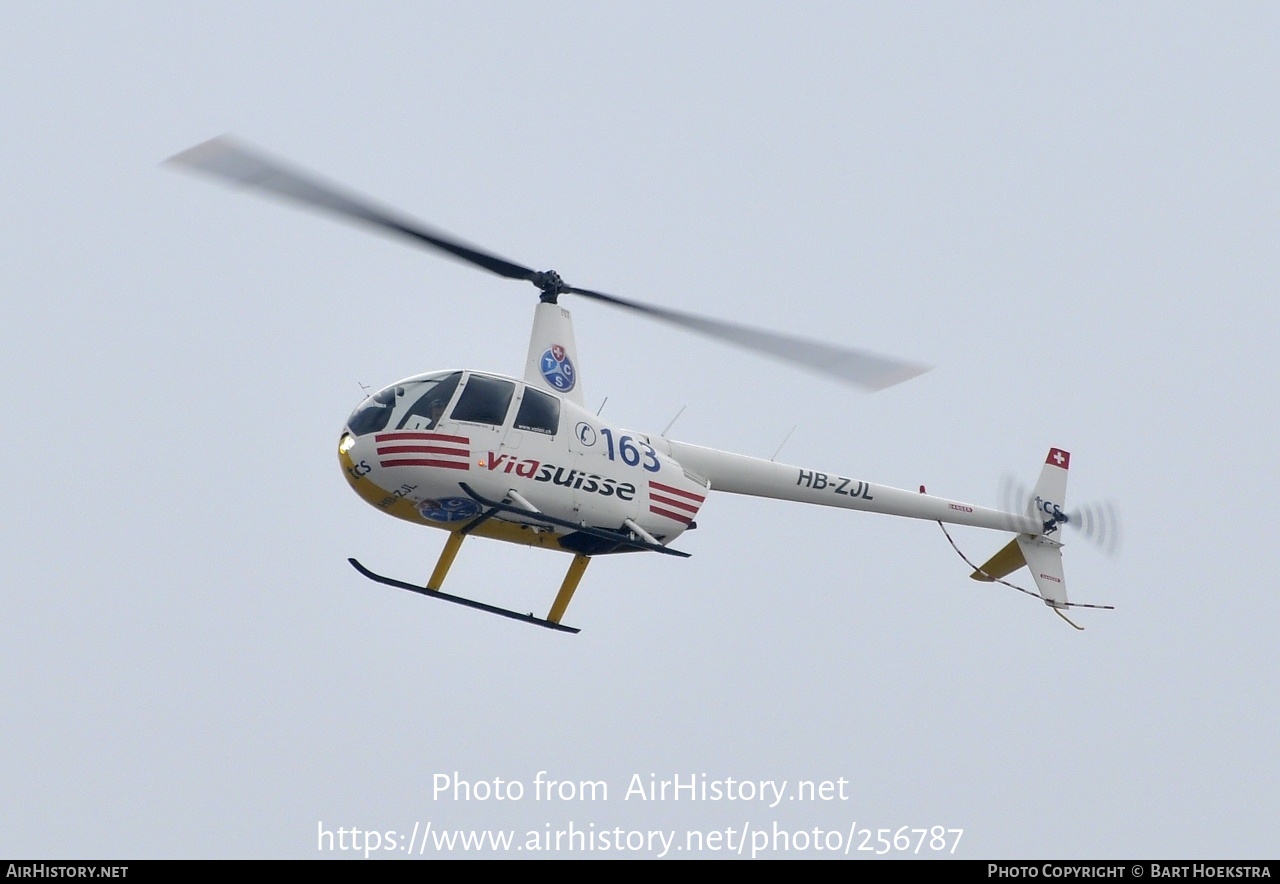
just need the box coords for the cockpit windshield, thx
[346,371,463,436]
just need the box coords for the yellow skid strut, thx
[547,555,591,624]
[427,531,466,590]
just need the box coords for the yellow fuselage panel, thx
[340,448,570,551]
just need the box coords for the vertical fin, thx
[1016,535,1068,607]
[1020,447,1071,607]
[1030,447,1070,532]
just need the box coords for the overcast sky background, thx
[3,3,1278,859]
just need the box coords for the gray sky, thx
[3,2,1277,858]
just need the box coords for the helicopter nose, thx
[338,430,372,482]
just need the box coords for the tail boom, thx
[663,440,1041,534]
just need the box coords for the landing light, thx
[338,433,355,455]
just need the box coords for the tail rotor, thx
[999,472,1122,556]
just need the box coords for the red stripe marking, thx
[375,432,470,444]
[650,492,700,515]
[650,506,693,525]
[379,459,470,470]
[648,480,705,503]
[376,444,470,457]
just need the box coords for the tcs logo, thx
[539,344,576,392]
[1034,495,1064,519]
[1035,495,1067,534]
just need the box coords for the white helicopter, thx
[168,137,1116,633]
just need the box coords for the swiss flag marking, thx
[551,344,566,361]
[1047,448,1070,469]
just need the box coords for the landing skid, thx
[348,557,581,634]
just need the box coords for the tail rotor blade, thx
[999,471,1032,516]
[1069,500,1123,557]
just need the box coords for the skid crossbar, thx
[457,483,689,558]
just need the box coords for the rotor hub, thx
[532,270,567,303]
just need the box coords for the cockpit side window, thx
[513,387,560,435]
[395,371,463,431]
[450,375,516,426]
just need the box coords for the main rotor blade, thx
[168,137,928,391]
[568,286,929,392]
[166,136,538,282]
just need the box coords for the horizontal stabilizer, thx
[970,537,1027,582]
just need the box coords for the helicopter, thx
[167,137,1116,633]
